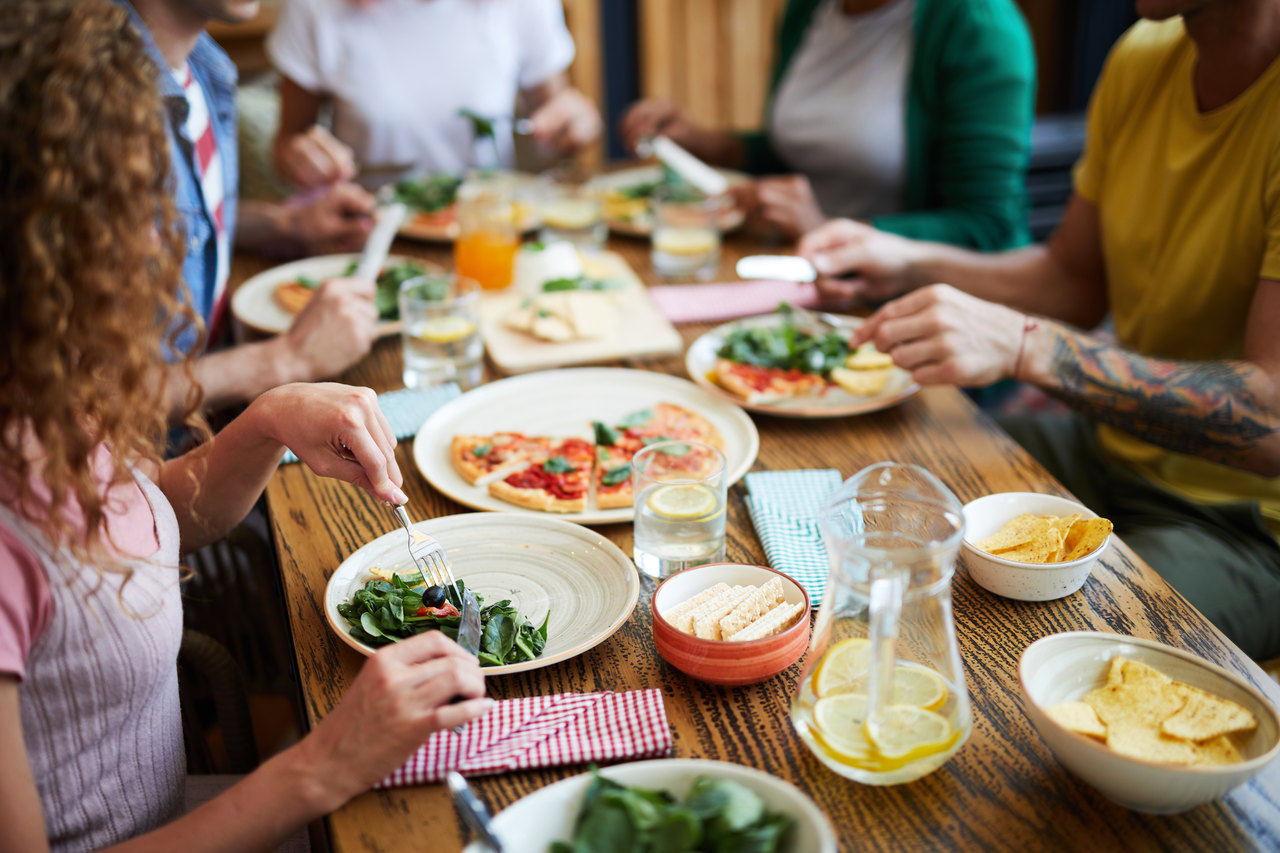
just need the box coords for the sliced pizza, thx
[488,437,594,513]
[273,280,315,314]
[449,432,551,485]
[713,358,828,405]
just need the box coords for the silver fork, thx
[391,503,458,591]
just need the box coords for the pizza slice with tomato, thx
[487,437,594,513]
[713,358,829,405]
[450,432,553,485]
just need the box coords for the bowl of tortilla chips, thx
[1020,632,1280,813]
[960,492,1113,601]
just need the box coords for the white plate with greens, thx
[686,313,920,418]
[231,253,436,336]
[324,513,639,674]
[462,759,837,853]
[412,368,759,525]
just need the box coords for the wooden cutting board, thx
[477,251,683,375]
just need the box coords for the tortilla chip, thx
[1106,721,1204,765]
[973,514,1045,554]
[1061,517,1112,561]
[1084,682,1186,728]
[997,527,1064,564]
[1046,701,1107,739]
[1194,734,1245,765]
[1115,658,1173,690]
[1161,684,1257,742]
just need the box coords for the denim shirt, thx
[119,1,240,356]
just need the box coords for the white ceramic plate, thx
[590,165,749,236]
[230,253,426,336]
[413,368,759,524]
[324,513,639,673]
[462,759,838,853]
[686,313,920,418]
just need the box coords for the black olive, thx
[422,584,447,608]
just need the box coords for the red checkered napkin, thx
[647,280,820,324]
[376,690,672,788]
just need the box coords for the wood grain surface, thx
[236,232,1280,853]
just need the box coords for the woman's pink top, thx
[0,448,185,850]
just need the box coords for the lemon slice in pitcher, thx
[865,706,954,762]
[812,638,872,697]
[812,693,875,762]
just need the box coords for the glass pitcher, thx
[790,462,971,785]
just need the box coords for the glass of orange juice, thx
[453,172,519,290]
[650,185,723,281]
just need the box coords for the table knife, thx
[353,203,407,281]
[455,584,482,659]
[652,135,729,197]
[448,771,504,852]
[735,254,817,283]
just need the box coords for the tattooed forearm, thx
[1046,330,1279,467]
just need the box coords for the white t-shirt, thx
[769,0,914,220]
[267,0,575,173]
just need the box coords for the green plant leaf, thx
[543,455,574,474]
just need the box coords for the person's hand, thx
[798,218,925,306]
[852,284,1026,387]
[256,381,406,503]
[619,98,697,154]
[733,175,826,241]
[296,632,489,806]
[529,87,601,154]
[277,276,378,381]
[289,182,376,254]
[276,125,357,190]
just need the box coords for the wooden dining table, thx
[234,230,1280,852]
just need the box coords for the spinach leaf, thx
[601,464,631,486]
[295,275,320,289]
[543,455,574,474]
[593,421,621,446]
[391,173,462,213]
[617,408,653,429]
[642,436,688,456]
[715,313,849,376]
[480,613,516,662]
[472,443,492,457]
[542,276,586,292]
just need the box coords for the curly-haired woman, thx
[0,2,490,850]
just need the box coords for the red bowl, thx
[652,563,811,686]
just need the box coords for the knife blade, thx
[454,584,482,658]
[448,771,504,852]
[652,135,729,197]
[735,254,817,283]
[352,203,407,281]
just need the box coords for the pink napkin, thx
[375,690,672,787]
[647,280,820,324]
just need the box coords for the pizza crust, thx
[713,358,824,405]
[487,479,586,513]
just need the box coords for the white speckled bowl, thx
[1020,632,1280,813]
[961,492,1110,601]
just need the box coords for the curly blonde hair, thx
[0,0,206,568]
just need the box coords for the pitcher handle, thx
[865,566,908,741]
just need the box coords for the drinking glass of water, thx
[538,169,606,251]
[650,185,723,281]
[399,274,483,391]
[632,440,728,578]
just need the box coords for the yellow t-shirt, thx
[1073,19,1280,535]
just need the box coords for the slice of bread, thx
[717,577,786,639]
[725,601,803,642]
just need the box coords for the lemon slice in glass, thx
[653,227,717,256]
[645,483,719,520]
[415,316,476,344]
[864,705,954,761]
[812,638,872,697]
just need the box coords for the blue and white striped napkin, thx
[281,384,460,465]
[744,469,843,608]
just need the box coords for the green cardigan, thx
[739,0,1036,250]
